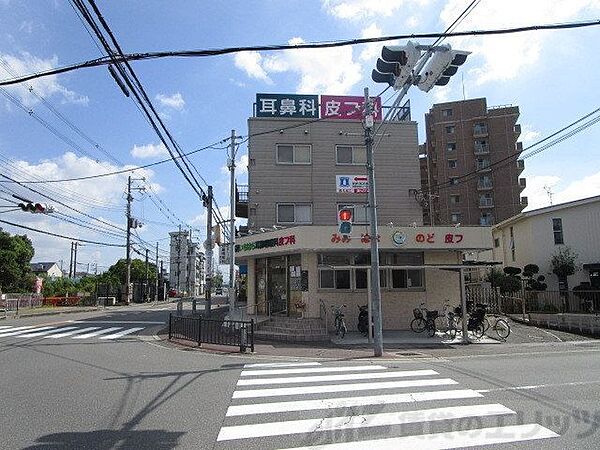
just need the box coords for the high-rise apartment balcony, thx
[473,124,488,137]
[474,142,490,155]
[477,179,493,190]
[235,183,248,218]
[519,177,527,190]
[514,124,521,136]
[515,141,523,152]
[475,160,492,172]
[479,215,494,226]
[520,196,528,207]
[517,159,525,173]
[479,197,494,208]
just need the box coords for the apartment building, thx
[234,93,492,331]
[421,98,527,226]
[168,230,205,296]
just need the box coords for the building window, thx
[337,204,369,225]
[355,269,368,289]
[449,177,459,185]
[450,195,460,204]
[552,218,564,245]
[276,144,311,164]
[336,145,366,165]
[510,226,515,261]
[451,213,462,223]
[319,269,351,290]
[446,125,455,134]
[448,159,458,169]
[494,238,500,248]
[442,108,453,117]
[276,203,312,224]
[446,142,457,152]
[391,269,424,289]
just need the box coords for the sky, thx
[1,0,599,274]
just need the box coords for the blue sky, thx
[1,0,599,273]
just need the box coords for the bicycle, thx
[486,314,511,340]
[434,303,459,339]
[453,305,486,339]
[331,304,347,338]
[410,303,438,337]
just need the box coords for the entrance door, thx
[268,256,288,315]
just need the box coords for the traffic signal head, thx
[417,45,470,93]
[338,208,353,236]
[372,41,421,90]
[18,202,51,213]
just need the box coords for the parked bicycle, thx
[453,304,486,339]
[410,302,439,337]
[485,314,511,340]
[331,304,347,338]
[435,303,459,339]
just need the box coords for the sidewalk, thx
[1,305,101,319]
[331,331,502,346]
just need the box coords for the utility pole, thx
[73,242,79,280]
[125,175,132,304]
[364,87,384,357]
[204,186,213,316]
[228,129,237,314]
[160,260,164,301]
[176,224,181,295]
[155,242,159,302]
[69,242,74,278]
[145,248,149,302]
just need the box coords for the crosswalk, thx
[216,361,559,449]
[0,324,146,341]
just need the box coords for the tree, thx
[486,267,522,295]
[503,266,522,277]
[212,269,223,290]
[551,246,578,291]
[0,230,35,293]
[106,258,157,284]
[522,264,547,291]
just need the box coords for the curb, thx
[1,306,103,320]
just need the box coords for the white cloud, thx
[405,15,419,28]
[359,23,383,62]
[220,154,249,175]
[439,0,600,85]
[520,124,541,145]
[155,92,185,110]
[0,52,88,107]
[131,143,168,159]
[323,0,405,20]
[239,37,362,94]
[234,51,273,84]
[523,170,600,211]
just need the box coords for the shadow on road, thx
[23,429,184,450]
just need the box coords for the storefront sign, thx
[236,234,296,252]
[256,93,319,118]
[414,232,464,244]
[331,233,380,244]
[392,231,406,246]
[321,95,382,121]
[336,175,369,193]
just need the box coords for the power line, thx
[0,218,125,246]
[2,19,599,87]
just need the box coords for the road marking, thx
[217,403,515,441]
[241,365,387,377]
[233,378,459,398]
[45,327,101,338]
[69,320,164,324]
[0,326,37,335]
[237,369,438,386]
[477,379,600,393]
[244,362,322,368]
[0,326,13,329]
[0,326,55,337]
[226,389,483,416]
[17,327,78,338]
[99,327,145,339]
[72,327,123,339]
[280,423,559,449]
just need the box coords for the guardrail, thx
[168,313,254,353]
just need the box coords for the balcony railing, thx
[479,197,494,208]
[519,177,526,189]
[473,125,488,136]
[477,180,493,190]
[521,196,528,207]
[476,160,492,171]
[515,141,523,151]
[479,215,494,226]
[517,159,525,172]
[474,143,490,155]
[514,124,521,135]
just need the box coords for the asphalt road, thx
[1,303,599,449]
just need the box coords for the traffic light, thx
[417,45,470,92]
[338,208,353,236]
[371,41,421,90]
[18,202,53,214]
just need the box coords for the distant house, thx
[492,195,600,291]
[30,262,63,279]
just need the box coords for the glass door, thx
[268,256,288,315]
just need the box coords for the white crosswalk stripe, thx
[0,325,146,341]
[217,361,561,449]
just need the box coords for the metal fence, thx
[168,313,254,353]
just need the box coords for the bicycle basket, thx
[426,310,439,320]
[413,308,423,319]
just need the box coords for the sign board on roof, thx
[256,93,319,118]
[321,95,382,121]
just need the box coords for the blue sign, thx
[256,93,319,118]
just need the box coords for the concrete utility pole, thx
[228,129,237,314]
[145,248,149,302]
[364,87,384,357]
[68,242,74,278]
[155,242,159,302]
[160,260,164,301]
[73,242,79,279]
[176,224,181,294]
[204,185,213,316]
[125,176,132,304]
